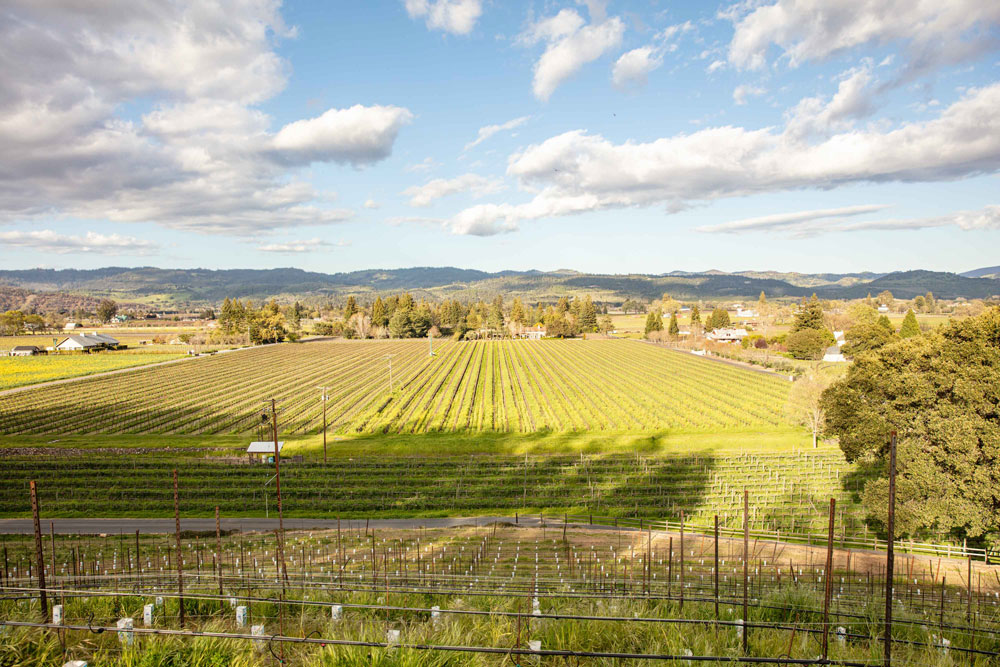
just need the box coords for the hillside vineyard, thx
[0,339,790,435]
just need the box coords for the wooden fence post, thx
[30,480,47,622]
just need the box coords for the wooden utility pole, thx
[317,386,330,463]
[215,506,223,610]
[884,431,897,667]
[743,488,749,654]
[29,481,47,621]
[173,469,184,627]
[268,399,288,587]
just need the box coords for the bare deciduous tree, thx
[786,371,832,448]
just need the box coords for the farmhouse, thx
[706,328,749,343]
[521,325,546,340]
[10,345,42,356]
[55,333,121,352]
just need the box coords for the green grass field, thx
[0,352,187,390]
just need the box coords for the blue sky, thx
[0,0,998,274]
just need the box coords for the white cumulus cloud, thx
[445,83,1000,234]
[271,105,413,166]
[520,9,625,101]
[612,47,663,88]
[726,0,1000,75]
[404,0,482,35]
[0,1,410,236]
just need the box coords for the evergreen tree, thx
[510,298,525,325]
[644,310,663,335]
[668,311,679,337]
[343,296,358,320]
[705,308,731,331]
[899,309,920,338]
[578,295,598,332]
[486,300,504,330]
[925,292,936,313]
[758,291,766,306]
[690,304,701,325]
[556,296,570,313]
[371,297,387,327]
[791,295,825,332]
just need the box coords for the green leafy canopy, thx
[821,307,1000,542]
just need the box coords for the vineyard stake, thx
[667,536,672,598]
[714,514,719,621]
[29,480,47,622]
[884,431,896,667]
[966,556,972,622]
[822,497,835,661]
[49,521,61,607]
[173,468,184,627]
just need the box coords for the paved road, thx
[0,516,560,535]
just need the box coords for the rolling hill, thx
[0,266,997,307]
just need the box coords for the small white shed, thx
[247,441,284,463]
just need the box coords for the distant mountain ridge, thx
[961,265,1000,279]
[0,266,996,307]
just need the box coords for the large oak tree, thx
[821,307,1000,544]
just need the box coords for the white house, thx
[10,345,41,356]
[63,322,80,330]
[706,328,749,343]
[823,330,848,362]
[521,325,546,340]
[877,304,890,313]
[735,307,758,318]
[56,333,121,351]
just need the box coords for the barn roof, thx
[58,333,120,347]
[11,345,40,352]
[247,441,284,454]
